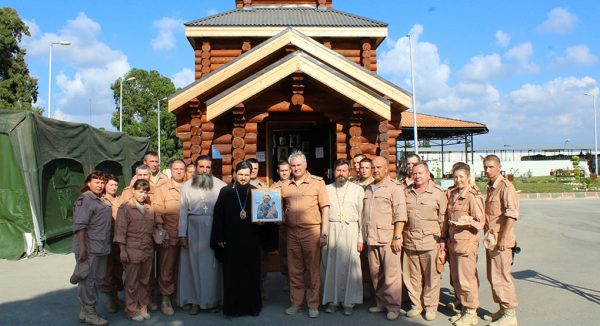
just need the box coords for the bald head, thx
[371,156,389,183]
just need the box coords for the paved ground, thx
[1,199,598,326]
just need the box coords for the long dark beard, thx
[191,173,214,190]
[335,176,348,186]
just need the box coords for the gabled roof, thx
[169,28,411,114]
[185,7,387,27]
[206,51,391,121]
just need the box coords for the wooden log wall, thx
[291,72,305,107]
[348,107,363,158]
[194,40,211,80]
[335,123,347,159]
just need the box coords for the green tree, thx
[111,68,180,168]
[0,7,42,113]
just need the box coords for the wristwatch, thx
[321,234,328,239]
[393,236,402,240]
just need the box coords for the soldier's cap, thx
[69,260,90,284]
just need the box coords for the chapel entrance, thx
[265,115,334,184]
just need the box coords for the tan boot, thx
[449,308,465,323]
[488,308,517,326]
[454,308,478,326]
[79,306,86,322]
[82,305,108,326]
[483,308,504,322]
[161,295,175,315]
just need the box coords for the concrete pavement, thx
[0,199,598,325]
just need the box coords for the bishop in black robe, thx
[211,182,265,316]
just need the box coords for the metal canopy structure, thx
[396,111,489,176]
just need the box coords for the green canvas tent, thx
[0,109,150,260]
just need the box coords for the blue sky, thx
[5,0,600,148]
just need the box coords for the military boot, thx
[161,295,175,315]
[483,308,504,322]
[488,309,517,326]
[449,308,465,323]
[454,308,478,326]
[82,305,108,326]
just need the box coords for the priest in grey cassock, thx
[321,158,365,315]
[211,160,276,317]
[178,155,226,315]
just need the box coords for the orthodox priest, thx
[178,155,226,314]
[211,160,269,316]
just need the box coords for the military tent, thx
[0,109,150,260]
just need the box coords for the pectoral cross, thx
[203,205,209,214]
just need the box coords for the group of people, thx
[71,149,519,326]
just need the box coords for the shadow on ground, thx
[514,269,600,305]
[0,273,430,326]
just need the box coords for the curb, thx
[519,192,600,200]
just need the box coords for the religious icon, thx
[278,135,287,146]
[289,134,300,148]
[251,189,283,223]
[277,146,288,161]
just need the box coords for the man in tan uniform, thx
[403,162,447,321]
[349,154,366,183]
[282,151,329,318]
[248,158,268,188]
[321,159,364,315]
[482,155,519,326]
[401,153,421,187]
[130,151,169,188]
[271,160,291,291]
[154,159,186,315]
[357,157,374,188]
[362,156,407,321]
[121,164,155,204]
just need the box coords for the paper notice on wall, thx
[315,147,324,158]
[257,151,266,162]
[212,145,222,159]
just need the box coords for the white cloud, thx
[21,13,130,129]
[23,19,40,38]
[504,42,539,74]
[502,76,597,138]
[151,17,184,51]
[378,25,598,145]
[171,68,195,88]
[458,54,504,81]
[554,45,598,66]
[537,8,578,34]
[495,30,510,47]
[378,24,451,100]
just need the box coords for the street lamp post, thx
[47,41,70,118]
[157,97,168,163]
[584,92,598,174]
[119,76,136,132]
[407,33,419,154]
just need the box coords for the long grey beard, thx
[191,173,213,190]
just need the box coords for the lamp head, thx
[125,77,136,82]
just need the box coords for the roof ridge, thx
[185,7,388,27]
